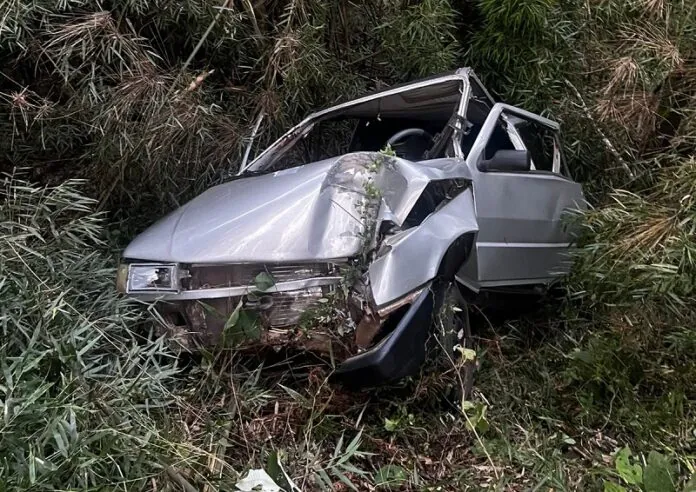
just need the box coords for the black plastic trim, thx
[335,287,434,387]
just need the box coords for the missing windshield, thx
[247,79,466,173]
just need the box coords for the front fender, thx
[368,187,478,307]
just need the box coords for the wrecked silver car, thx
[117,68,585,385]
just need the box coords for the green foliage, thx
[0,0,460,221]
[254,271,276,292]
[604,481,628,492]
[466,0,696,191]
[644,451,676,492]
[313,431,372,491]
[379,0,459,79]
[607,447,677,491]
[570,159,696,316]
[2,0,696,489]
[375,464,408,488]
[615,447,643,485]
[561,160,696,448]
[468,7,696,487]
[465,0,571,110]
[0,175,225,489]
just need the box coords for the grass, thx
[2,175,693,490]
[146,305,696,490]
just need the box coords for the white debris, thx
[235,469,281,492]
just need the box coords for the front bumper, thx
[119,261,438,385]
[335,287,433,386]
[118,261,345,347]
[154,285,337,348]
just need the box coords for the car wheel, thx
[431,281,476,400]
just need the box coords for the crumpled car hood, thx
[123,152,472,264]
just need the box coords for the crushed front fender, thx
[368,186,478,307]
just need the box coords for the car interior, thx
[264,78,495,172]
[247,76,570,178]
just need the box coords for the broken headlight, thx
[122,264,179,292]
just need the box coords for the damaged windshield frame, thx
[239,71,482,174]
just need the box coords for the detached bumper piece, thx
[335,287,434,387]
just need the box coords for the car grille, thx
[171,285,333,343]
[266,287,327,327]
[188,262,339,289]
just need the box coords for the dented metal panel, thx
[464,172,583,286]
[368,187,478,307]
[375,157,472,225]
[124,157,363,264]
[124,152,473,273]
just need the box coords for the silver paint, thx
[457,103,587,289]
[124,152,473,268]
[368,187,478,307]
[374,157,472,226]
[124,157,364,264]
[129,276,342,302]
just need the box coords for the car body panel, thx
[455,103,586,290]
[124,153,475,271]
[374,157,473,224]
[124,157,361,264]
[457,172,584,289]
[368,185,477,307]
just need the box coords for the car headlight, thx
[120,263,179,293]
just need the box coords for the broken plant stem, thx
[187,69,215,92]
[167,0,233,99]
[240,110,265,172]
[564,79,635,179]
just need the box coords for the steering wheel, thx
[386,128,434,160]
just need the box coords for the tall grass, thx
[0,175,236,489]
[0,0,460,220]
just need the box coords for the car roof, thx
[307,68,494,121]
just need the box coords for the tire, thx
[430,281,476,400]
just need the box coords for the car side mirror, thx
[478,149,531,172]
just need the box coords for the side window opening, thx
[508,116,560,173]
[557,133,572,177]
[484,119,515,159]
[478,111,565,174]
[515,120,560,172]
